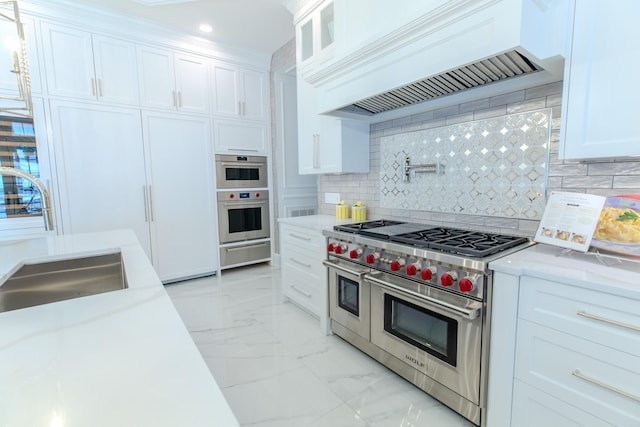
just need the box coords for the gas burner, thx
[334,219,405,234]
[390,227,529,257]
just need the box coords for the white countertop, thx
[490,243,640,300]
[277,214,352,232]
[0,230,239,427]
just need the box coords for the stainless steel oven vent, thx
[339,50,539,116]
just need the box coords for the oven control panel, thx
[218,191,268,201]
[326,238,486,299]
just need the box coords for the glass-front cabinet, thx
[297,0,335,68]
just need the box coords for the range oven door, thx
[367,273,483,405]
[215,154,267,189]
[324,258,371,341]
[217,191,270,243]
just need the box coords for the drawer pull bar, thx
[289,233,311,241]
[291,285,312,298]
[576,310,640,333]
[290,258,312,268]
[571,370,640,403]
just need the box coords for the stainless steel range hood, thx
[337,50,540,116]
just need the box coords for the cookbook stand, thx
[555,247,640,267]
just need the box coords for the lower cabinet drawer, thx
[512,380,614,427]
[282,264,322,316]
[515,320,640,426]
[519,276,640,354]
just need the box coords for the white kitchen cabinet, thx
[49,101,152,257]
[212,62,267,121]
[559,0,640,159]
[49,101,217,282]
[141,112,218,281]
[280,222,326,318]
[137,45,210,114]
[487,246,640,427]
[297,78,369,174]
[0,16,42,96]
[296,0,335,69]
[41,23,139,105]
[213,118,268,154]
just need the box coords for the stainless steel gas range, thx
[322,220,533,426]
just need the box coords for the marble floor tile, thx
[165,264,476,427]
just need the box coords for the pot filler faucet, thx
[0,166,54,231]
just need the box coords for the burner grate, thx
[390,227,529,257]
[334,220,405,234]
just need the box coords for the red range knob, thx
[390,259,405,272]
[421,267,435,281]
[459,277,474,293]
[334,245,346,254]
[441,272,457,287]
[365,253,379,264]
[349,249,362,259]
[327,243,335,252]
[406,264,418,276]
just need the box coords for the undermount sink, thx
[0,251,128,313]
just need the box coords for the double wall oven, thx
[215,155,270,269]
[323,220,531,426]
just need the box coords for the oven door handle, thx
[364,273,482,320]
[219,162,265,168]
[322,259,369,279]
[219,201,268,208]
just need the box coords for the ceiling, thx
[59,0,295,54]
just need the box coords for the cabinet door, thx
[137,45,176,110]
[174,53,210,114]
[239,69,267,121]
[297,79,322,174]
[92,35,139,105]
[212,62,239,116]
[213,119,267,154]
[41,23,95,100]
[142,112,217,281]
[560,0,640,159]
[512,381,614,427]
[49,101,152,258]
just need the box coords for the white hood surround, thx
[299,0,570,122]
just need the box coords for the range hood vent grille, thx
[341,50,539,116]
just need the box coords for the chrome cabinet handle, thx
[289,233,311,242]
[148,185,155,222]
[365,273,481,320]
[177,91,182,108]
[576,310,640,333]
[142,185,149,222]
[97,78,103,97]
[172,90,177,107]
[312,134,319,168]
[291,285,312,298]
[91,78,96,96]
[571,370,640,403]
[290,257,311,268]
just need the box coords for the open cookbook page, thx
[534,192,606,252]
[589,195,640,257]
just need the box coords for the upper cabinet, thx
[212,62,267,122]
[296,0,335,69]
[137,46,210,114]
[559,0,640,160]
[297,78,368,174]
[41,22,139,105]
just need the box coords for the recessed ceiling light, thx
[199,24,213,33]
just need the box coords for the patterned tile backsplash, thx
[380,109,551,220]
